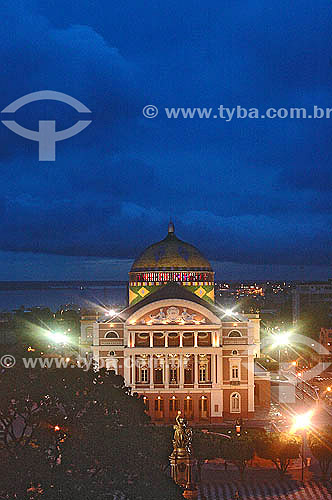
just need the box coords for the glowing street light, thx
[291,410,313,433]
[272,331,291,364]
[272,331,291,347]
[291,410,314,482]
[49,331,67,344]
[224,308,235,316]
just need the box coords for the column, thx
[179,354,184,388]
[165,354,169,389]
[150,332,154,348]
[124,354,131,386]
[248,352,255,412]
[179,333,183,348]
[131,332,135,347]
[211,354,216,387]
[131,355,136,388]
[217,354,223,386]
[194,332,198,348]
[149,354,154,389]
[194,354,198,388]
[165,333,168,347]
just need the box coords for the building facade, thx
[80,223,270,424]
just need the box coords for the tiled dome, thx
[131,222,212,272]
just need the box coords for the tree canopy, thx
[308,426,332,480]
[255,432,300,475]
[0,363,182,500]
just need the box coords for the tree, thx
[192,431,223,481]
[256,432,300,475]
[308,426,332,480]
[0,363,182,499]
[220,434,254,480]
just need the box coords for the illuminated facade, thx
[80,223,270,424]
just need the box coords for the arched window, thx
[199,396,208,418]
[184,396,193,415]
[228,330,242,338]
[230,392,241,413]
[232,350,239,356]
[169,397,180,412]
[155,397,164,412]
[105,331,119,339]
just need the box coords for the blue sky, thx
[0,1,332,280]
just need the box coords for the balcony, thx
[223,337,248,345]
[100,338,124,346]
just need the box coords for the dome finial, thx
[168,220,175,234]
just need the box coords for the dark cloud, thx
[0,0,331,277]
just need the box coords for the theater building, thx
[80,222,270,424]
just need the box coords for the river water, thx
[0,286,127,312]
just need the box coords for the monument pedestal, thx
[169,448,198,498]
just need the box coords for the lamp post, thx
[292,410,313,482]
[272,331,291,366]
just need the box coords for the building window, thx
[231,393,240,413]
[232,350,239,356]
[155,397,163,412]
[169,397,179,412]
[184,397,193,414]
[232,366,239,380]
[170,367,178,383]
[154,367,163,384]
[143,397,149,411]
[141,367,148,383]
[228,330,242,338]
[105,331,119,338]
[199,396,208,418]
[86,326,93,340]
[199,365,207,382]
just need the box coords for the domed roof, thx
[130,222,212,272]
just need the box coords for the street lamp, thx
[272,331,291,364]
[292,410,314,481]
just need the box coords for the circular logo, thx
[142,105,158,118]
[0,354,16,369]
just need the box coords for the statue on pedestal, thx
[170,411,197,498]
[173,411,192,455]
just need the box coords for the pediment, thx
[128,303,214,326]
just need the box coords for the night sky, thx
[0,1,332,280]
